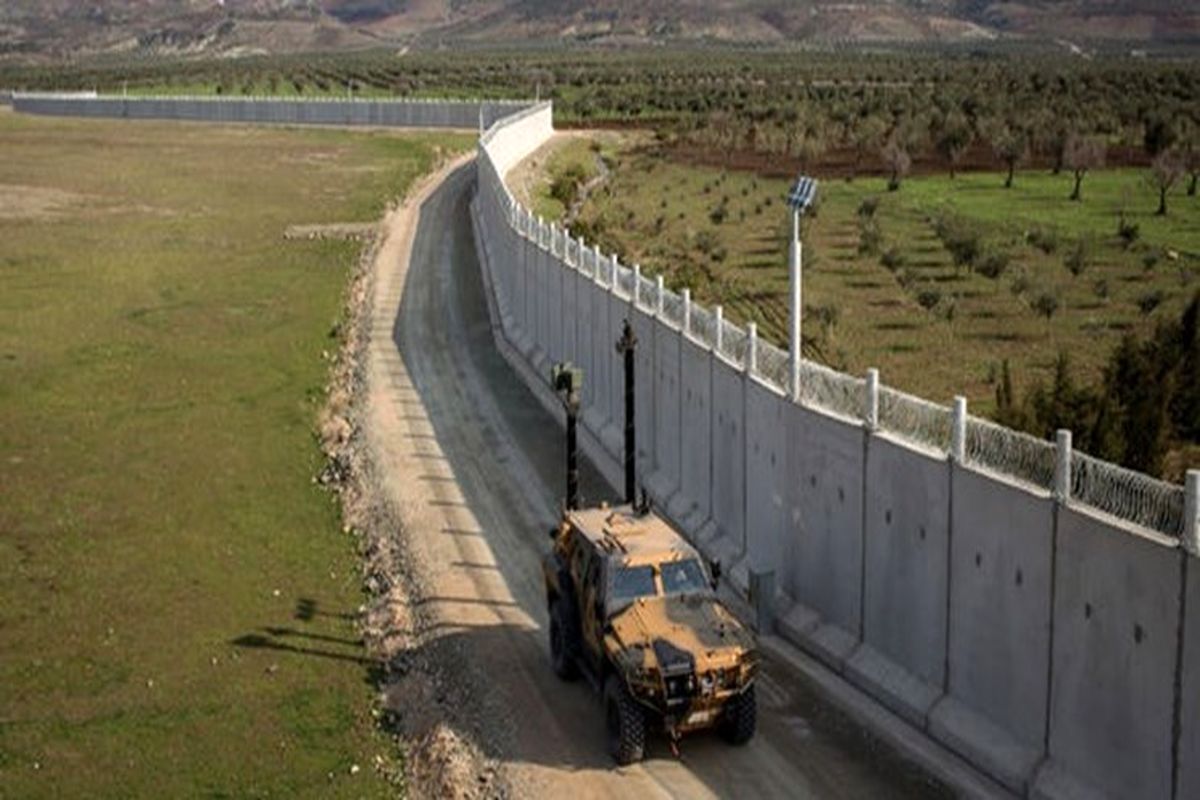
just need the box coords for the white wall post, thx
[1055,429,1073,502]
[789,209,803,403]
[632,264,642,307]
[865,368,879,430]
[656,275,665,318]
[1185,469,1200,556]
[682,288,692,335]
[747,322,758,374]
[714,305,724,354]
[610,253,620,293]
[951,396,967,463]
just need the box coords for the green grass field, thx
[560,140,1200,410]
[0,109,472,797]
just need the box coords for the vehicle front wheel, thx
[604,674,646,765]
[720,683,757,745]
[549,599,579,681]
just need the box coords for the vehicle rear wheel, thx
[549,598,579,680]
[604,674,646,765]
[720,683,757,745]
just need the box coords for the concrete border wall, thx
[12,92,530,130]
[472,97,1199,800]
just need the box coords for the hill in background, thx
[1,0,1197,59]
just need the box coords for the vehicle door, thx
[578,551,607,672]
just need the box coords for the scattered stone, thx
[349,763,360,775]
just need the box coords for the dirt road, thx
[363,157,949,798]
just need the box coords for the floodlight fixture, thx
[786,175,819,215]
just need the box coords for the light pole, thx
[786,175,818,402]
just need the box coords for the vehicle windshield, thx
[608,565,656,610]
[660,558,710,596]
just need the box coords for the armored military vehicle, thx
[542,322,758,764]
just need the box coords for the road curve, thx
[364,156,948,799]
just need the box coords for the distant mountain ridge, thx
[0,0,1196,59]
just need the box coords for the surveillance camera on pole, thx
[785,175,818,402]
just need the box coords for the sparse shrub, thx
[1143,250,1161,272]
[549,162,588,208]
[1032,292,1060,320]
[1093,278,1110,301]
[1117,215,1140,247]
[917,288,942,311]
[858,221,882,256]
[1137,289,1165,316]
[857,197,880,219]
[1009,269,1030,297]
[753,203,763,215]
[896,268,916,290]
[936,293,958,322]
[694,229,719,255]
[880,247,906,271]
[1027,226,1059,254]
[1063,240,1090,277]
[808,303,840,333]
[934,214,983,269]
[977,250,1011,279]
[709,204,728,225]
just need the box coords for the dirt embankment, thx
[317,156,505,799]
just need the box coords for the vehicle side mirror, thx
[709,559,722,589]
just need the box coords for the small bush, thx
[1063,240,1090,277]
[917,288,942,311]
[934,214,982,269]
[1143,250,1161,272]
[1093,278,1110,301]
[1032,292,1059,320]
[1137,290,1165,316]
[880,247,906,271]
[896,268,916,290]
[694,229,719,255]
[858,221,882,256]
[808,303,840,331]
[857,197,880,219]
[1010,270,1030,297]
[1117,215,1140,247]
[977,250,1011,280]
[1027,226,1059,254]
[709,204,728,225]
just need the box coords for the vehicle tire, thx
[604,674,646,765]
[720,683,757,745]
[549,598,579,681]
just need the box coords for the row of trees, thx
[685,104,1199,207]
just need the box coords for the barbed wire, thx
[1071,450,1186,537]
[797,360,864,421]
[964,416,1057,491]
[877,386,953,453]
[661,288,685,329]
[755,341,791,393]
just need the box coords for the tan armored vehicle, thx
[543,503,759,763]
[542,322,758,764]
